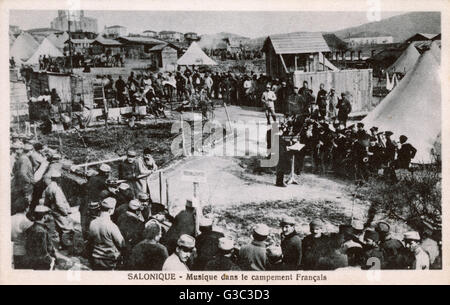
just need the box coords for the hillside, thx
[334,12,441,42]
[198,32,250,49]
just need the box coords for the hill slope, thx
[334,12,441,42]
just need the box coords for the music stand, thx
[285,142,305,185]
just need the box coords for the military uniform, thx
[193,230,225,271]
[238,240,268,271]
[88,213,125,270]
[24,222,56,270]
[205,255,240,271]
[162,253,190,271]
[117,211,145,254]
[127,240,168,271]
[42,180,73,247]
[160,209,196,255]
[301,234,329,270]
[281,231,303,270]
[379,237,405,269]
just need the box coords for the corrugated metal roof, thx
[418,33,439,40]
[264,32,330,54]
[94,37,122,46]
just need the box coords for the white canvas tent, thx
[47,31,69,50]
[26,37,64,65]
[387,43,420,75]
[363,50,441,163]
[429,40,441,63]
[177,41,217,66]
[10,32,39,63]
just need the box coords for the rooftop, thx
[263,32,330,54]
[116,36,164,44]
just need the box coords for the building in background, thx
[142,30,158,38]
[184,32,200,43]
[103,25,128,39]
[158,30,184,42]
[50,10,98,33]
[9,25,21,36]
[344,33,393,46]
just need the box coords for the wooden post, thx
[165,178,169,209]
[33,123,38,141]
[180,114,188,156]
[193,181,200,236]
[223,102,232,132]
[159,171,163,205]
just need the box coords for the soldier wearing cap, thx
[127,221,168,270]
[24,205,56,270]
[118,149,139,196]
[162,234,196,271]
[42,171,73,249]
[238,223,269,271]
[137,192,151,221]
[116,183,133,207]
[161,200,196,255]
[362,230,385,269]
[204,237,240,271]
[11,142,35,214]
[302,218,329,270]
[134,147,158,198]
[192,217,225,270]
[81,164,112,239]
[280,216,302,270]
[88,197,125,270]
[336,92,352,127]
[404,231,430,270]
[375,222,406,269]
[42,153,63,187]
[117,200,145,258]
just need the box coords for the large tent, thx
[26,37,64,65]
[363,50,441,163]
[429,40,441,63]
[47,31,69,50]
[177,41,217,66]
[9,32,39,63]
[386,43,420,74]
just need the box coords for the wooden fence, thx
[293,69,374,113]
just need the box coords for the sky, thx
[9,10,407,38]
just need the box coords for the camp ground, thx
[8,10,443,274]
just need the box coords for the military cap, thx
[177,234,196,248]
[138,192,149,201]
[218,237,234,251]
[185,199,193,208]
[34,205,51,213]
[357,122,364,128]
[375,222,390,234]
[50,153,62,161]
[199,217,213,228]
[330,88,335,92]
[267,246,282,259]
[118,183,130,191]
[99,164,111,173]
[351,219,364,231]
[23,143,33,151]
[370,136,378,142]
[106,178,118,187]
[370,126,378,132]
[399,135,408,142]
[128,199,141,211]
[127,150,137,157]
[143,148,152,155]
[101,197,117,209]
[280,216,296,226]
[384,131,393,136]
[33,143,44,151]
[364,230,379,242]
[253,223,269,236]
[310,218,323,228]
[89,202,101,210]
[151,202,166,215]
[404,231,421,241]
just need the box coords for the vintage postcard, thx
[0,0,448,286]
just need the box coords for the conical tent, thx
[177,41,217,66]
[26,37,64,65]
[363,51,441,163]
[10,32,39,63]
[47,32,69,50]
[387,43,420,74]
[429,40,441,63]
